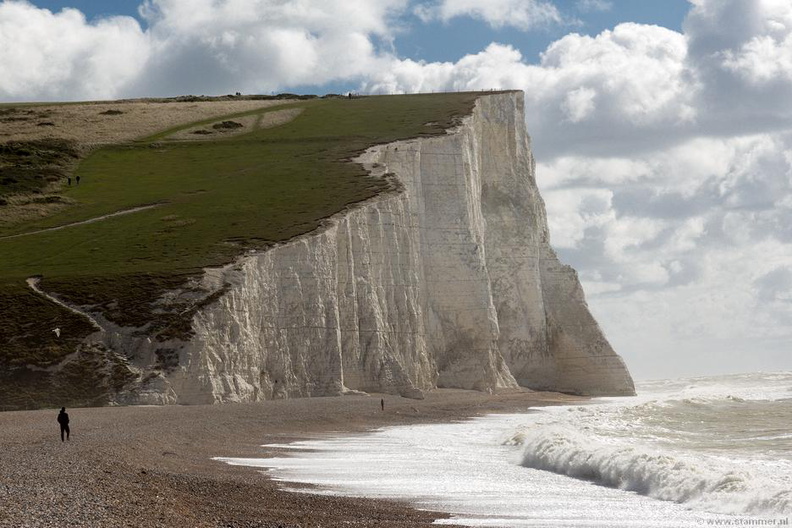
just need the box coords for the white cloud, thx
[0,1,149,100]
[722,34,792,84]
[576,0,612,13]
[542,187,614,249]
[685,0,792,122]
[362,42,526,94]
[413,0,563,30]
[754,267,792,304]
[589,233,792,379]
[537,131,792,378]
[525,24,695,157]
[0,0,408,100]
[561,86,596,122]
[364,22,696,158]
[133,0,409,96]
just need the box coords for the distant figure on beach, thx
[57,407,70,442]
[381,398,384,411]
[67,177,71,186]
[75,175,81,185]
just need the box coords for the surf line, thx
[0,203,163,241]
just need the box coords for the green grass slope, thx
[0,92,482,410]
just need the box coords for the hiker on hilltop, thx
[57,407,70,442]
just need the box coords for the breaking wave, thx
[517,425,792,516]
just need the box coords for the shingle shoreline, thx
[0,389,582,527]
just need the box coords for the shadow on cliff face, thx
[0,344,136,411]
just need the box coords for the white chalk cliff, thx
[140,92,634,403]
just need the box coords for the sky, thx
[1,0,791,380]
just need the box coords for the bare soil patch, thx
[165,108,304,141]
[0,100,288,147]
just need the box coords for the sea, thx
[218,372,792,527]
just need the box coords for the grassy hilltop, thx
[0,92,481,410]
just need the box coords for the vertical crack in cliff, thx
[120,92,635,404]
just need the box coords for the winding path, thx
[26,277,105,333]
[0,203,162,241]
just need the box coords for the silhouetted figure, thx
[380,398,384,411]
[67,177,71,186]
[75,175,81,185]
[57,407,70,442]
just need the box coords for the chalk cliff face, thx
[146,92,634,403]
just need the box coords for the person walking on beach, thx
[57,407,70,442]
[381,398,385,411]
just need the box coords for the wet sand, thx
[0,389,583,527]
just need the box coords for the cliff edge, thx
[124,92,635,403]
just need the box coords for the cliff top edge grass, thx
[0,92,481,371]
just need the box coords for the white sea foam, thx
[219,415,721,527]
[517,424,792,516]
[217,372,792,527]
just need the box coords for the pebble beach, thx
[0,389,582,527]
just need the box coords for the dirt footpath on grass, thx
[0,98,297,230]
[0,389,583,527]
